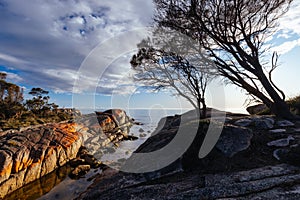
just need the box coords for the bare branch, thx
[269,52,286,100]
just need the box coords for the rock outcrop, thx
[215,125,253,157]
[80,163,300,200]
[0,123,83,198]
[0,109,136,199]
[246,104,268,115]
[79,109,300,200]
[76,109,136,159]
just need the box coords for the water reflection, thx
[4,165,71,200]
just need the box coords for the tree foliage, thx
[0,73,73,130]
[153,0,295,119]
[0,77,23,104]
[131,38,215,118]
[26,88,50,112]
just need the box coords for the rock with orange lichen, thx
[0,109,135,199]
[76,109,135,157]
[0,122,83,198]
[95,109,133,132]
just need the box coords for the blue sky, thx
[0,0,300,114]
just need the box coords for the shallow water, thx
[4,165,71,200]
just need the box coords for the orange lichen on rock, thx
[99,116,113,126]
[57,123,77,133]
[12,161,21,173]
[0,150,13,187]
[0,122,83,198]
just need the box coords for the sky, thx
[0,0,300,114]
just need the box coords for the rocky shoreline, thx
[79,109,300,200]
[1,108,300,199]
[0,109,137,199]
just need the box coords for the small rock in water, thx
[125,150,131,155]
[134,122,144,125]
[139,133,147,137]
[127,135,139,140]
[105,147,116,154]
[114,143,119,147]
[70,165,91,178]
[81,154,100,168]
[69,158,85,167]
[139,128,145,133]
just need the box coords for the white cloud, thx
[0,0,154,94]
[0,53,29,65]
[273,1,300,54]
[4,0,298,96]
[0,71,23,83]
[272,38,300,55]
[279,1,300,35]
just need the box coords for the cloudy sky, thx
[0,0,300,113]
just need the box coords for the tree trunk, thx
[197,98,204,119]
[256,68,295,119]
[201,98,207,119]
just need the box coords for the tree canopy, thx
[153,0,295,119]
[0,73,73,130]
[131,36,215,118]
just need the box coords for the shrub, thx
[287,95,300,116]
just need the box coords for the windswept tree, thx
[131,37,215,118]
[0,72,23,103]
[0,72,24,120]
[25,88,50,113]
[153,0,295,119]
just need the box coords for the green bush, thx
[256,108,271,115]
[249,95,300,116]
[287,95,300,116]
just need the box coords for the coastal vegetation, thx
[0,72,73,130]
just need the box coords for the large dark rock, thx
[78,110,300,200]
[79,163,300,200]
[246,104,268,115]
[215,125,253,157]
